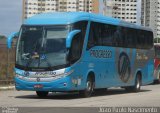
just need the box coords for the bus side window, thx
[125,28,132,48]
[101,24,115,46]
[141,30,147,49]
[113,26,123,47]
[69,34,81,63]
[147,31,153,49]
[136,30,142,49]
[121,27,128,47]
[69,21,88,63]
[87,22,119,49]
[87,22,100,49]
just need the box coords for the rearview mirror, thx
[66,30,81,48]
[7,32,19,49]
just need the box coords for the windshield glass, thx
[16,25,69,70]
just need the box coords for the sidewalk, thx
[0,85,15,91]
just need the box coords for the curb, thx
[0,86,15,91]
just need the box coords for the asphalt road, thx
[0,84,160,113]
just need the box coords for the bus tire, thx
[157,67,160,83]
[36,91,49,97]
[125,74,141,92]
[133,74,141,92]
[79,76,94,98]
[155,71,160,84]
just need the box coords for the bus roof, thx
[24,12,152,31]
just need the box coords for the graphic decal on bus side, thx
[118,52,131,83]
[90,50,112,58]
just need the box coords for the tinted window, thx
[101,24,116,46]
[69,21,88,63]
[87,22,101,49]
[87,22,153,49]
[136,30,153,49]
[125,28,136,48]
[113,26,123,47]
[87,22,117,49]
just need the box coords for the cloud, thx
[0,0,22,36]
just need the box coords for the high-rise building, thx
[23,0,99,19]
[101,0,113,17]
[141,0,159,38]
[102,0,138,24]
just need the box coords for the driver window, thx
[69,21,88,64]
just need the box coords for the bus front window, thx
[16,26,69,70]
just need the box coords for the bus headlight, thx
[57,70,74,78]
[64,70,74,76]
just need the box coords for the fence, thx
[0,38,16,85]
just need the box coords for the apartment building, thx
[102,0,138,24]
[23,0,99,19]
[141,0,160,38]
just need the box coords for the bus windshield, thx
[16,25,70,70]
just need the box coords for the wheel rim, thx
[87,81,92,92]
[136,78,140,89]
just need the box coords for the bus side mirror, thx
[66,30,81,48]
[7,32,19,49]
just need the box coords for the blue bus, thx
[7,12,154,97]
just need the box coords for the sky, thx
[0,0,22,36]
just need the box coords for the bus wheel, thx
[36,91,49,98]
[133,75,141,92]
[125,74,141,92]
[154,71,160,84]
[156,67,160,84]
[79,76,94,98]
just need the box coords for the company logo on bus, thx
[90,50,112,58]
[24,71,30,77]
[118,52,131,83]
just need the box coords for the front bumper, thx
[15,76,73,92]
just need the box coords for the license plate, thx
[34,84,43,89]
